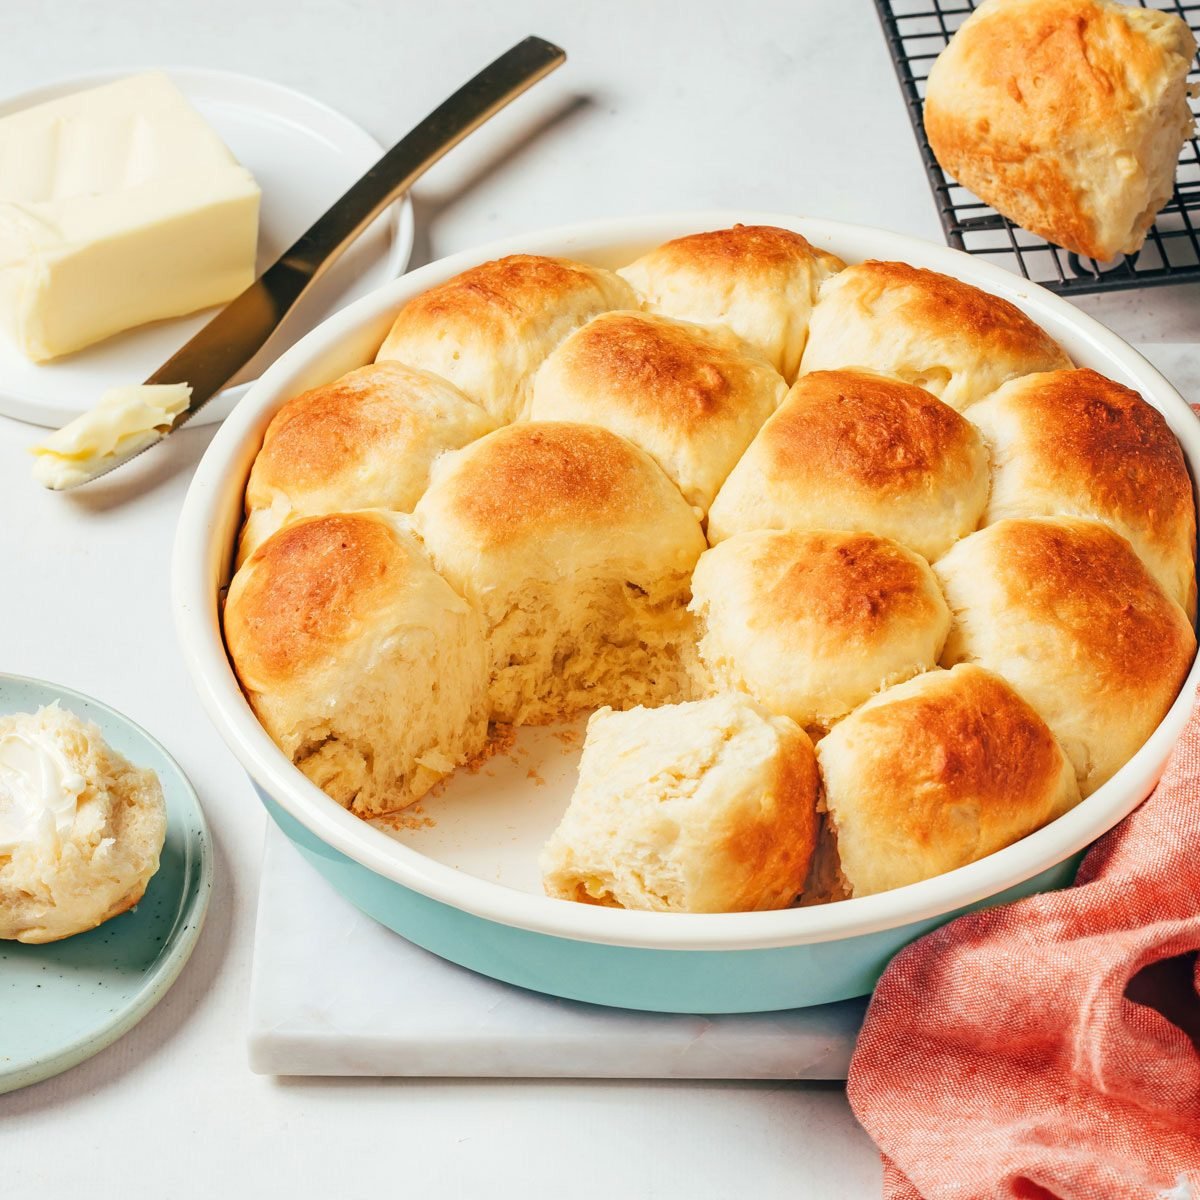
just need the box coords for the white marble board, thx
[249,826,867,1079]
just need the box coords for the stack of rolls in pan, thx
[222,224,1197,913]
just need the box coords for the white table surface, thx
[1,2,1195,1196]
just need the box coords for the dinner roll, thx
[618,224,845,381]
[541,692,818,912]
[0,705,166,944]
[816,664,1080,897]
[969,367,1197,620]
[224,511,488,817]
[800,261,1071,411]
[238,361,496,566]
[706,369,990,559]
[934,517,1196,796]
[529,311,787,512]
[410,422,706,725]
[375,255,636,423]
[924,0,1198,262]
[690,529,950,732]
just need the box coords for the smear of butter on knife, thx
[30,383,192,489]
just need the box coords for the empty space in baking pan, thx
[374,719,588,893]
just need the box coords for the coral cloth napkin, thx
[847,688,1200,1200]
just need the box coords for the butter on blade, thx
[0,71,260,362]
[31,383,192,489]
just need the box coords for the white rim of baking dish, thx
[173,210,1200,953]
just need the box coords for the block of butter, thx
[0,72,260,362]
[30,383,192,489]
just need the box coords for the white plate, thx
[0,67,414,428]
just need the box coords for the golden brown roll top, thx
[618,224,845,382]
[528,311,787,513]
[238,361,496,566]
[375,254,636,424]
[410,422,706,723]
[541,692,819,912]
[969,367,1197,620]
[816,664,1081,897]
[924,0,1198,262]
[799,261,1072,411]
[412,421,705,585]
[224,511,489,816]
[934,517,1196,796]
[690,529,950,732]
[706,368,990,558]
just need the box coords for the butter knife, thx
[44,35,566,489]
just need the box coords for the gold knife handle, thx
[148,35,566,420]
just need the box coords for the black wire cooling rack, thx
[873,0,1200,295]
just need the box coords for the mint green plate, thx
[0,674,212,1095]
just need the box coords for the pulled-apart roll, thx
[924,0,1198,262]
[816,664,1081,896]
[799,261,1071,411]
[541,692,819,912]
[529,311,786,514]
[934,517,1196,796]
[618,224,845,382]
[0,705,167,944]
[223,511,489,817]
[375,254,636,423]
[706,368,989,559]
[411,422,706,725]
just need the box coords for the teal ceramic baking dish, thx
[264,788,1083,1011]
[173,212,1200,1014]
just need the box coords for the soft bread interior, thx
[540,693,819,913]
[0,705,167,944]
[484,572,697,726]
[289,627,488,817]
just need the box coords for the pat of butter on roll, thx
[0,724,86,856]
[31,383,192,489]
[0,71,260,361]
